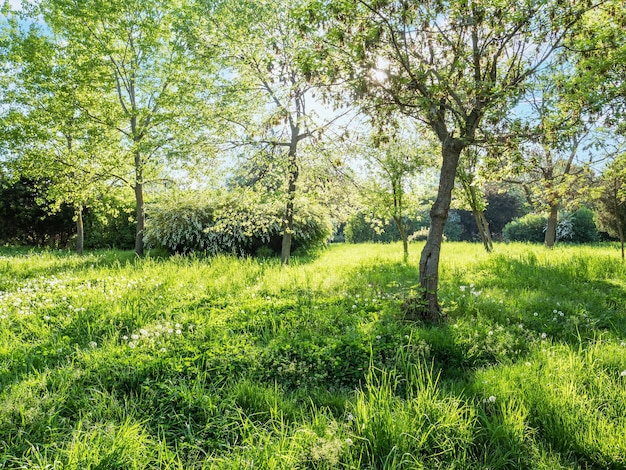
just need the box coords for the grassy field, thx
[0,242,625,469]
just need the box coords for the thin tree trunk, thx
[393,215,409,262]
[76,205,84,255]
[411,139,463,322]
[134,147,145,256]
[459,170,492,252]
[473,210,493,252]
[545,203,558,248]
[134,182,145,256]
[618,224,624,260]
[281,135,299,265]
[480,212,493,248]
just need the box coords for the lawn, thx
[0,242,625,469]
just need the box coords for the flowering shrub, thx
[144,190,332,255]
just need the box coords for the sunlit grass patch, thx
[1,242,625,468]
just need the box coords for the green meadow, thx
[1,242,625,469]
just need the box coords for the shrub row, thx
[144,190,332,256]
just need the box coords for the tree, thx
[497,75,606,248]
[358,121,434,261]
[208,0,348,264]
[36,0,219,255]
[307,0,599,320]
[567,1,626,132]
[595,155,626,259]
[1,18,118,253]
[455,146,493,251]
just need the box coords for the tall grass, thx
[0,242,625,468]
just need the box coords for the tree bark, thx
[544,203,558,248]
[411,138,463,322]
[474,209,493,252]
[393,215,409,262]
[134,181,145,256]
[76,204,84,255]
[281,133,299,265]
[458,168,492,252]
[134,147,145,256]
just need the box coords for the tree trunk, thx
[134,182,145,256]
[393,215,409,262]
[134,155,145,257]
[281,136,299,265]
[411,139,463,322]
[459,170,492,252]
[473,209,493,252]
[76,205,84,255]
[544,203,558,248]
[618,224,624,260]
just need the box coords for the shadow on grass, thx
[0,248,141,287]
[332,252,626,381]
[468,254,626,340]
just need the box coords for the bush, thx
[144,190,332,256]
[83,197,136,250]
[570,207,600,243]
[503,213,546,243]
[0,176,75,247]
[443,211,463,241]
[344,209,463,244]
[344,212,421,244]
[503,208,600,244]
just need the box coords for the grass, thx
[0,242,625,468]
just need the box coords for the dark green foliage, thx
[443,211,463,241]
[83,200,136,250]
[458,189,528,241]
[0,176,74,247]
[503,213,547,243]
[570,207,600,243]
